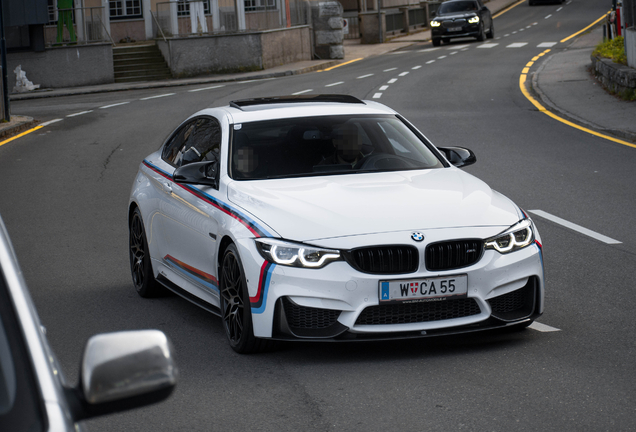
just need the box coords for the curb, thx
[531,52,636,144]
[0,116,37,141]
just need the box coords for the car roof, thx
[196,95,399,124]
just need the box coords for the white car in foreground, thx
[128,95,544,353]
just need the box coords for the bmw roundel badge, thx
[411,232,424,242]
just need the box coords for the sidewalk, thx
[2,0,634,144]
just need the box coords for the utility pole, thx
[0,0,10,122]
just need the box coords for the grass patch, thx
[593,36,627,65]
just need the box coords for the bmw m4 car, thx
[128,94,544,353]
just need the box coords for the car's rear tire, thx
[432,37,441,47]
[220,244,271,354]
[129,208,163,298]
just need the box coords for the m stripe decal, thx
[143,160,271,238]
[251,261,275,313]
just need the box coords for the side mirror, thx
[174,160,218,188]
[69,330,178,421]
[438,146,476,168]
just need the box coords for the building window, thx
[110,0,142,20]
[177,0,211,16]
[244,0,277,12]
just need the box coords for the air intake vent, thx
[355,298,481,325]
[345,246,418,274]
[425,239,483,271]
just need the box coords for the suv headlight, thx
[468,16,480,24]
[430,20,441,27]
[255,239,342,268]
[485,219,534,254]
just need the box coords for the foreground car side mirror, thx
[68,330,178,421]
[438,146,476,168]
[174,160,219,188]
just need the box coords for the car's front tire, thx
[432,37,441,47]
[220,244,270,354]
[487,21,494,39]
[476,23,486,41]
[129,208,163,298]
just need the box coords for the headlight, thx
[430,20,441,27]
[255,239,342,268]
[468,16,480,23]
[484,219,534,254]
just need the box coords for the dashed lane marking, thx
[529,210,622,244]
[398,71,409,76]
[357,74,374,79]
[537,42,557,47]
[383,67,397,72]
[325,81,344,87]
[100,102,130,109]
[379,85,389,91]
[477,43,499,48]
[67,110,93,117]
[507,42,528,48]
[529,322,561,332]
[388,78,398,83]
[188,85,225,92]
[140,93,175,100]
[292,89,312,95]
[372,93,382,99]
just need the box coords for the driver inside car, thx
[320,123,367,167]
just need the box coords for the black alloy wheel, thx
[432,37,441,47]
[129,208,162,297]
[220,244,269,353]
[487,21,495,39]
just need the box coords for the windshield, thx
[229,115,444,180]
[438,1,478,13]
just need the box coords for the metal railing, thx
[45,6,113,46]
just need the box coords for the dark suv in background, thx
[430,0,494,46]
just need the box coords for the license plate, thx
[448,26,462,32]
[380,275,467,303]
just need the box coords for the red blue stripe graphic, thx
[250,261,275,314]
[143,160,271,238]
[164,254,219,292]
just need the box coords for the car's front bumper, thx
[432,23,481,40]
[236,227,544,341]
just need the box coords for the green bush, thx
[593,36,627,65]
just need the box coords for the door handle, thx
[163,181,173,193]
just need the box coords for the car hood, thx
[435,12,478,20]
[227,169,521,242]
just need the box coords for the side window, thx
[180,118,222,166]
[162,121,196,166]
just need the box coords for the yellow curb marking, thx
[0,125,44,149]
[492,0,525,19]
[560,13,609,43]
[317,58,363,72]
[519,48,636,149]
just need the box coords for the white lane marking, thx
[461,48,469,51]
[388,78,398,83]
[533,22,538,25]
[507,42,528,48]
[519,28,525,31]
[372,93,382,99]
[477,43,498,48]
[426,60,435,64]
[398,71,409,76]
[99,102,130,109]
[40,119,63,126]
[545,14,552,19]
[437,55,447,59]
[67,110,93,117]
[529,210,622,244]
[450,51,458,55]
[412,65,422,69]
[513,31,518,34]
[238,78,275,84]
[557,7,562,11]
[384,67,397,72]
[504,33,510,37]
[292,89,312,95]
[389,51,409,54]
[188,85,225,92]
[537,42,557,47]
[379,85,389,91]
[448,44,469,50]
[526,25,532,28]
[140,93,175,100]
[529,322,561,332]
[417,48,440,52]
[325,81,344,87]
[357,73,374,79]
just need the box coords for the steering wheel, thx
[354,153,413,170]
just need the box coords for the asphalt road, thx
[1,0,635,430]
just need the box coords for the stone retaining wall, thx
[591,54,636,98]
